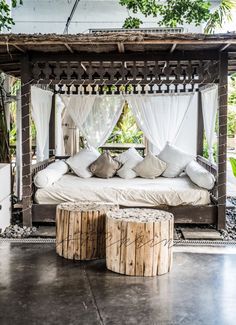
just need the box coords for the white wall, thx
[9,0,221,34]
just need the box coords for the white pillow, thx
[186,160,215,190]
[116,148,143,179]
[34,169,63,189]
[66,148,100,178]
[47,160,68,174]
[134,152,167,179]
[115,147,141,164]
[34,160,69,188]
[158,142,193,178]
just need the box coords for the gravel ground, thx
[0,224,37,238]
[221,197,236,240]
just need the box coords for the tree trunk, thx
[56,202,118,260]
[106,209,174,276]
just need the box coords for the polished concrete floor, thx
[0,243,236,325]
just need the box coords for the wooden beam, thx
[11,44,25,53]
[0,61,19,66]
[219,43,231,52]
[32,203,218,225]
[217,51,228,230]
[64,43,74,53]
[0,39,236,46]
[117,42,125,53]
[170,43,177,53]
[30,50,220,62]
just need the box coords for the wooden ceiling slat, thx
[64,43,74,53]
[170,43,177,53]
[11,44,25,53]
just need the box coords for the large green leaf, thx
[230,157,236,177]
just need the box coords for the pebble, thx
[220,197,236,240]
[0,225,37,238]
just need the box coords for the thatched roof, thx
[0,32,236,77]
[1,32,236,53]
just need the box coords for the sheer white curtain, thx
[31,86,53,162]
[55,94,65,156]
[65,95,125,148]
[127,93,194,152]
[200,85,218,163]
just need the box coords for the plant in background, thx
[205,0,236,33]
[203,137,217,162]
[228,110,236,137]
[228,73,236,106]
[120,0,236,33]
[1,0,235,34]
[0,0,23,31]
[107,102,143,144]
[230,157,236,177]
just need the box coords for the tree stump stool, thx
[56,202,118,260]
[106,209,174,276]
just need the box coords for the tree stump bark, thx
[56,202,118,260]
[106,209,174,276]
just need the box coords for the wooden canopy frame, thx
[0,32,232,229]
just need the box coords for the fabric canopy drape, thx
[200,85,218,163]
[65,95,125,148]
[55,94,65,156]
[127,93,195,152]
[31,86,53,162]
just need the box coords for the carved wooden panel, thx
[31,59,219,86]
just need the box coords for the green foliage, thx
[123,17,142,29]
[228,92,236,106]
[205,0,236,33]
[228,73,236,137]
[203,137,217,161]
[0,0,23,31]
[107,102,143,144]
[229,157,236,177]
[228,110,236,137]
[119,0,236,32]
[228,73,236,106]
[158,0,211,28]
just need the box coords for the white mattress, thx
[35,174,211,206]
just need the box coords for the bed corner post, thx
[217,52,228,230]
[21,54,32,227]
[197,89,204,156]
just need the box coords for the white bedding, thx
[35,174,211,206]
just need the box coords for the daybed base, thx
[32,203,217,225]
[31,155,219,228]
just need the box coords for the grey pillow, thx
[134,152,167,179]
[89,151,121,178]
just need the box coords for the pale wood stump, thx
[106,209,174,276]
[56,202,118,260]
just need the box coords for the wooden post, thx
[49,93,55,157]
[21,55,32,227]
[16,89,22,201]
[197,90,204,156]
[217,52,228,230]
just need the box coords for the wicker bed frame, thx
[31,155,219,226]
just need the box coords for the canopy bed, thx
[0,32,233,229]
